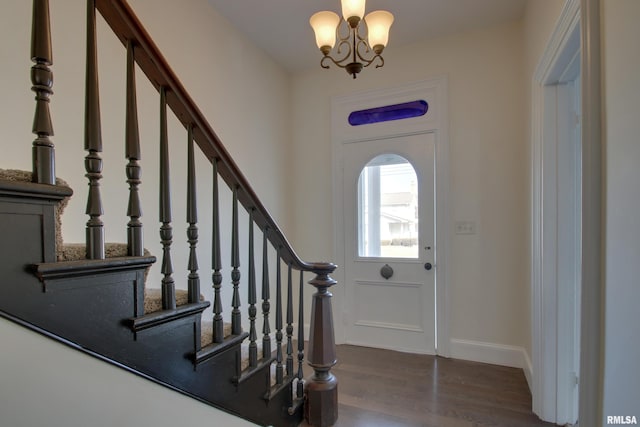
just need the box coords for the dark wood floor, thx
[302,345,555,427]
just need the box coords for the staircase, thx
[0,1,338,426]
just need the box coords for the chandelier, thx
[309,0,394,79]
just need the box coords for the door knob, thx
[424,262,433,271]
[380,264,394,280]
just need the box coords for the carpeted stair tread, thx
[59,242,152,262]
[199,320,282,381]
[143,288,205,315]
[200,320,233,348]
[239,340,284,386]
[60,242,153,284]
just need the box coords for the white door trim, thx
[531,0,599,424]
[531,0,579,421]
[577,1,603,426]
[331,77,450,356]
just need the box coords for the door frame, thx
[331,77,450,356]
[577,1,603,425]
[531,1,580,422]
[531,0,603,424]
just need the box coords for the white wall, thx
[524,0,566,77]
[291,21,529,362]
[601,0,640,421]
[0,318,257,427]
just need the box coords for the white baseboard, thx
[449,338,532,380]
[522,350,533,393]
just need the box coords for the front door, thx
[342,132,436,354]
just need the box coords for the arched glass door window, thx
[357,154,419,258]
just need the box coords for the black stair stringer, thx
[191,341,303,427]
[0,181,303,427]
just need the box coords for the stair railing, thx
[29,0,338,425]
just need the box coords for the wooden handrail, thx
[94,0,335,276]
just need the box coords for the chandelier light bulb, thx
[341,0,366,27]
[365,10,394,53]
[310,11,340,52]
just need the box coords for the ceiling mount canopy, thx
[309,0,394,79]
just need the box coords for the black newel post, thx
[306,267,338,427]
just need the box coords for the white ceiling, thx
[206,0,527,74]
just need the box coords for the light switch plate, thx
[455,220,476,235]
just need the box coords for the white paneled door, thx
[342,132,436,354]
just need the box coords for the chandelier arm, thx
[354,39,374,65]
[336,38,353,60]
[374,55,385,69]
[321,52,352,70]
[320,37,353,70]
[319,56,332,70]
[361,54,384,69]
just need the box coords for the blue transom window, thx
[348,100,428,126]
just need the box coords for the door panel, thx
[342,132,436,354]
